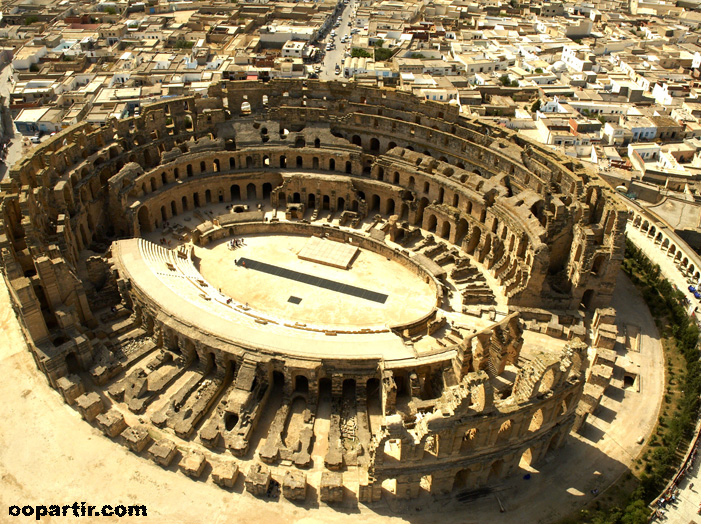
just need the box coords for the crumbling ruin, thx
[0,80,627,505]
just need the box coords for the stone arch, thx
[138,206,152,234]
[386,198,395,215]
[247,183,256,200]
[460,428,477,452]
[528,409,543,432]
[495,420,513,444]
[230,184,240,201]
[440,221,451,240]
[466,226,481,254]
[427,214,438,233]
[591,254,606,276]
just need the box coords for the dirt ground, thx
[0,270,664,524]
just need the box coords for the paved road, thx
[0,64,26,181]
[319,0,356,81]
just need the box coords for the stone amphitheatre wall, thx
[0,80,625,501]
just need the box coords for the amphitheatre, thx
[0,79,665,521]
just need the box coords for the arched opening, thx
[488,460,504,482]
[371,194,380,212]
[386,199,395,215]
[440,221,451,240]
[318,377,332,406]
[138,206,152,234]
[329,158,336,171]
[296,156,303,168]
[581,289,595,309]
[466,226,481,254]
[262,183,272,199]
[205,189,212,204]
[161,206,168,222]
[495,420,513,444]
[246,183,256,200]
[438,187,445,204]
[345,161,352,174]
[263,155,270,167]
[528,409,543,432]
[337,197,345,211]
[370,138,380,152]
[246,156,253,168]
[280,155,287,168]
[224,412,239,431]
[591,254,606,276]
[278,192,286,206]
[295,375,309,394]
[342,378,356,398]
[352,135,362,147]
[187,164,193,177]
[65,352,81,374]
[313,157,319,169]
[181,196,189,211]
[314,138,321,148]
[230,184,240,201]
[520,448,534,468]
[213,159,220,172]
[366,378,381,434]
[460,428,477,452]
[229,157,236,170]
[150,178,157,192]
[427,214,438,233]
[293,192,301,203]
[193,192,200,207]
[352,200,359,212]
[171,201,177,216]
[377,167,384,181]
[322,195,330,210]
[308,193,316,209]
[454,469,470,490]
[200,161,206,173]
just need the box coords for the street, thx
[319,0,357,81]
[0,63,26,182]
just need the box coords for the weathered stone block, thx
[120,424,152,453]
[211,461,239,488]
[245,463,271,497]
[75,392,103,421]
[179,452,207,479]
[148,439,178,467]
[320,471,344,503]
[56,374,84,405]
[282,470,307,501]
[95,409,127,438]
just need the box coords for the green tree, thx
[104,7,117,15]
[410,53,425,59]
[531,99,541,112]
[535,67,543,73]
[375,47,393,61]
[373,38,384,47]
[25,15,39,24]
[499,74,510,86]
[351,48,372,58]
